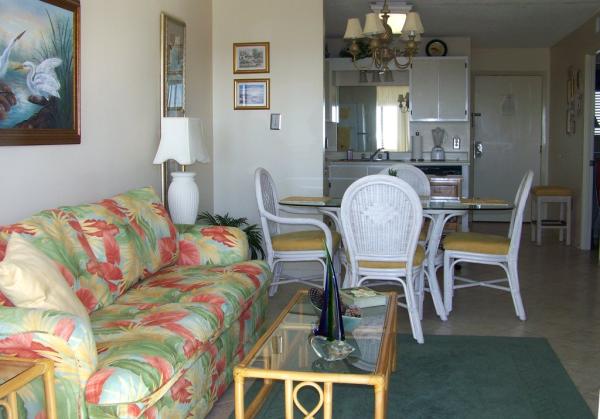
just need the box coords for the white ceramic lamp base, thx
[168,172,199,224]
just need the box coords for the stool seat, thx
[531,186,572,197]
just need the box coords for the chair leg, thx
[417,268,425,320]
[566,197,572,246]
[530,196,536,242]
[559,201,565,242]
[507,260,526,320]
[536,197,543,246]
[443,252,454,314]
[404,277,424,344]
[269,261,283,297]
[426,262,448,321]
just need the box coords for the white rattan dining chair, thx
[443,170,534,320]
[341,175,425,343]
[380,163,447,321]
[255,168,341,296]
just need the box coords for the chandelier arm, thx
[392,53,411,70]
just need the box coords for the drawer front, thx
[329,165,368,178]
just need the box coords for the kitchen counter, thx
[328,160,470,166]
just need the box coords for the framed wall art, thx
[161,13,186,117]
[233,42,270,74]
[234,79,270,110]
[0,0,80,146]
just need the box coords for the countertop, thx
[327,160,470,166]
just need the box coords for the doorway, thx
[472,75,543,222]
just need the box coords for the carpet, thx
[234,335,593,419]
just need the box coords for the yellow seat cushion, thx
[443,232,509,255]
[531,186,572,197]
[271,230,341,252]
[358,245,426,269]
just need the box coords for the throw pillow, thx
[0,235,92,329]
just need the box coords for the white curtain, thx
[376,86,410,151]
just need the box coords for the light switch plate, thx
[453,137,461,149]
[270,114,282,130]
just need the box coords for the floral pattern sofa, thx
[0,187,272,418]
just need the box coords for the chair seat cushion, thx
[271,230,341,252]
[531,186,572,197]
[358,245,425,269]
[443,232,509,255]
[419,220,430,242]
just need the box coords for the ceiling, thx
[325,0,600,48]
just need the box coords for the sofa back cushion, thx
[105,187,179,276]
[0,209,114,313]
[176,225,249,266]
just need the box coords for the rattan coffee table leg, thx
[374,380,385,419]
[234,373,245,419]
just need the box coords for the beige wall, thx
[212,0,325,223]
[549,12,600,248]
[0,0,213,224]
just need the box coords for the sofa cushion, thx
[86,260,271,405]
[108,188,179,276]
[0,210,116,313]
[177,224,249,266]
[59,203,146,301]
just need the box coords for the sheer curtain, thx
[376,86,410,151]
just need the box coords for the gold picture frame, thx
[161,13,186,117]
[233,42,270,74]
[234,79,270,110]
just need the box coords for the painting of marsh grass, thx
[0,0,79,144]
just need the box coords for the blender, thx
[431,127,446,161]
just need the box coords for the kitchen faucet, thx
[369,148,385,161]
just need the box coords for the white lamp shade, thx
[154,117,210,165]
[363,13,385,36]
[344,18,363,39]
[402,11,424,34]
[381,13,407,34]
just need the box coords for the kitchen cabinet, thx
[409,57,469,122]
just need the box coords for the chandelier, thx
[343,1,424,73]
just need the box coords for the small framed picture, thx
[234,79,270,110]
[233,42,270,74]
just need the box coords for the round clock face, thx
[426,39,447,57]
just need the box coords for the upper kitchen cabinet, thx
[409,57,469,122]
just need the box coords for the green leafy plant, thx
[197,212,265,260]
[388,168,398,177]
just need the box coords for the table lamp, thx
[153,117,210,224]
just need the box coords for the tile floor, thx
[207,223,600,418]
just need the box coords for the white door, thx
[473,75,542,221]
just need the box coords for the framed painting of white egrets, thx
[161,13,186,117]
[0,0,80,146]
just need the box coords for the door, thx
[410,59,438,120]
[438,59,468,120]
[473,75,542,221]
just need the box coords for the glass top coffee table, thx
[234,289,397,419]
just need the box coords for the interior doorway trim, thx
[580,54,597,250]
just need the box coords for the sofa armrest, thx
[0,306,97,388]
[176,224,250,266]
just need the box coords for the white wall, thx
[212,0,325,224]
[0,0,213,224]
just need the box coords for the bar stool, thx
[530,186,572,246]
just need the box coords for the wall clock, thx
[426,39,447,57]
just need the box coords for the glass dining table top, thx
[280,196,513,211]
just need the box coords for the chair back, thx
[379,163,431,196]
[508,170,534,256]
[254,168,280,239]
[341,175,423,271]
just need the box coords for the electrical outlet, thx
[453,137,461,150]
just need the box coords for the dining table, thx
[279,195,513,321]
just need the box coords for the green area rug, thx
[234,335,593,419]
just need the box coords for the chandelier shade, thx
[344,18,363,39]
